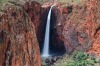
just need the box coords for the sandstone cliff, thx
[0,0,100,66]
[18,0,100,58]
[0,5,40,66]
[23,0,100,56]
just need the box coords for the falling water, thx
[42,5,54,57]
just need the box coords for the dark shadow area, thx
[0,30,5,44]
[49,9,66,56]
[39,7,66,56]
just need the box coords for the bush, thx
[66,51,96,66]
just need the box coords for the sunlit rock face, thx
[23,1,46,53]
[24,1,43,55]
[85,0,100,56]
[23,1,41,41]
[62,0,100,55]
[0,5,41,66]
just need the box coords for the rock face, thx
[23,0,100,56]
[59,0,100,54]
[23,1,46,53]
[23,1,66,54]
[23,1,41,36]
[40,0,100,55]
[86,0,100,56]
[2,0,99,66]
[0,5,40,66]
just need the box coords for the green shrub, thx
[66,51,96,66]
[55,51,100,66]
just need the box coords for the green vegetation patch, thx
[0,0,12,10]
[55,51,100,66]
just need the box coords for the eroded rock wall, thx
[61,0,100,54]
[23,0,100,56]
[40,0,100,55]
[0,5,40,66]
[23,1,47,53]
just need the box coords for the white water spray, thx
[42,5,54,57]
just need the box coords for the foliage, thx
[66,51,98,66]
[0,0,11,10]
[55,51,100,66]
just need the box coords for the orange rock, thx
[0,5,41,66]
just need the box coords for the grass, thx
[0,0,12,10]
[0,0,11,5]
[57,0,81,3]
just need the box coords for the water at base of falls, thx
[42,5,54,57]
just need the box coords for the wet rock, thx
[58,56,63,59]
[45,58,50,64]
[51,57,56,63]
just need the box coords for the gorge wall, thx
[23,0,100,56]
[62,0,100,55]
[0,0,100,66]
[23,1,66,54]
[0,5,40,66]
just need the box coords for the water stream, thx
[42,5,54,57]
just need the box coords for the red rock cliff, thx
[23,0,100,56]
[0,5,41,66]
[61,0,100,54]
[40,0,100,55]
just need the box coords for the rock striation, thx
[0,4,41,66]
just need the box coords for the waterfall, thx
[42,5,54,57]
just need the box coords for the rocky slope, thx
[0,5,40,66]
